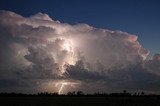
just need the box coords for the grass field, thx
[1,96,160,106]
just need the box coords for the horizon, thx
[0,0,160,94]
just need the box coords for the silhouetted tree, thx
[67,91,76,96]
[77,91,84,96]
[141,91,145,96]
[123,90,127,94]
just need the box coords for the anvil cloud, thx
[0,10,160,93]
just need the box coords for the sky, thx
[0,0,160,94]
[0,0,160,54]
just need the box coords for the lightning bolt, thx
[56,81,79,94]
[58,82,67,94]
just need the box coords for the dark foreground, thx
[1,96,160,106]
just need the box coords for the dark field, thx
[1,96,160,106]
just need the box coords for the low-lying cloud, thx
[0,10,160,93]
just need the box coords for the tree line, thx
[0,90,159,97]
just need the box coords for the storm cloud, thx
[0,10,160,93]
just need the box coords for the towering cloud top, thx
[0,11,159,93]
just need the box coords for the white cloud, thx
[0,10,159,93]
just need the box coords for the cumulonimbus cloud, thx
[0,10,160,93]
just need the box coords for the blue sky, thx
[0,0,160,55]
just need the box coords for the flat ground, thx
[0,96,160,106]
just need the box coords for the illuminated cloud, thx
[144,54,160,76]
[0,10,159,93]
